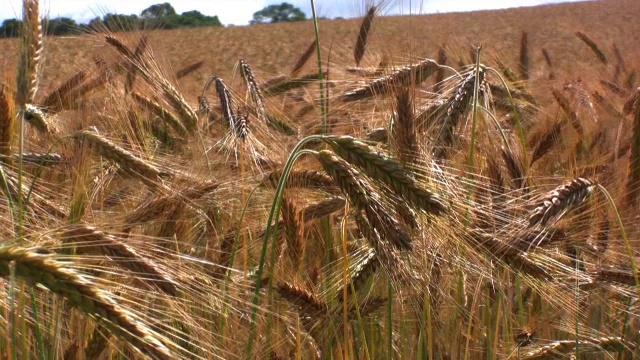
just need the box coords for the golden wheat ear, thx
[0,246,174,359]
[291,39,317,76]
[343,59,439,102]
[354,6,376,66]
[519,31,530,80]
[528,177,596,227]
[16,0,42,108]
[0,84,15,160]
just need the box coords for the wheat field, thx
[0,0,639,359]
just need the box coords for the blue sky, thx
[1,0,588,26]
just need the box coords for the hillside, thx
[1,0,639,97]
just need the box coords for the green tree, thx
[170,11,222,28]
[103,13,141,31]
[0,19,22,38]
[45,17,78,36]
[250,2,307,24]
[141,3,177,19]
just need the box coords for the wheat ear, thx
[575,31,608,65]
[0,246,173,359]
[131,92,188,137]
[392,87,419,165]
[343,59,439,101]
[16,0,42,107]
[433,66,485,160]
[262,72,325,97]
[522,337,626,358]
[434,46,448,93]
[519,31,530,80]
[41,70,88,110]
[0,84,14,159]
[317,150,412,250]
[324,136,446,215]
[262,169,336,190]
[60,224,179,296]
[291,39,317,76]
[124,36,149,94]
[530,120,562,166]
[75,129,162,185]
[354,6,376,66]
[239,59,266,122]
[626,92,640,207]
[281,197,304,268]
[528,177,596,227]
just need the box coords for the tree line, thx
[0,2,311,38]
[0,2,223,38]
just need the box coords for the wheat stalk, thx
[0,245,173,359]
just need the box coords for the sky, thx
[1,0,589,26]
